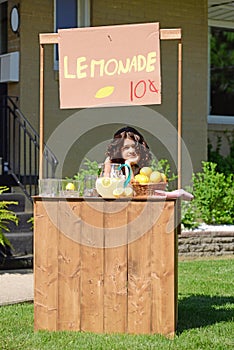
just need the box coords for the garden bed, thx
[179,224,234,257]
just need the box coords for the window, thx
[209,27,234,118]
[54,0,90,69]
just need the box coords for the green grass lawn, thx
[0,258,233,350]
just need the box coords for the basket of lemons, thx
[131,167,167,196]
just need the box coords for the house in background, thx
[0,0,233,199]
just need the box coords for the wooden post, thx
[177,41,182,189]
[39,34,59,179]
[160,29,182,189]
[39,43,44,179]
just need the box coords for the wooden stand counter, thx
[34,196,180,336]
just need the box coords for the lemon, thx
[140,167,152,177]
[161,173,167,182]
[149,171,162,183]
[113,188,124,198]
[66,182,75,191]
[134,174,149,184]
[101,177,112,187]
[124,187,133,197]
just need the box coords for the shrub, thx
[0,187,18,257]
[208,132,234,175]
[182,162,234,229]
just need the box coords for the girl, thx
[104,126,151,178]
[104,125,194,201]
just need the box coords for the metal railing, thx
[0,96,58,201]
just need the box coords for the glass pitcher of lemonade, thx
[96,163,132,198]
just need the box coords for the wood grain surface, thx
[34,198,178,335]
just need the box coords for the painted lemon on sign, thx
[95,86,115,99]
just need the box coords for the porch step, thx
[2,212,33,233]
[0,254,33,270]
[4,232,33,256]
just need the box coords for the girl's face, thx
[121,138,139,161]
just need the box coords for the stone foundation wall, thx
[178,231,234,257]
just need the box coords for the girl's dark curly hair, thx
[106,126,152,172]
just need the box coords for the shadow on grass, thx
[177,294,234,333]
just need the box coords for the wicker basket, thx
[132,181,168,197]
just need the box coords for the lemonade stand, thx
[34,23,183,336]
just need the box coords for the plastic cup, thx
[59,179,80,197]
[38,178,59,197]
[83,175,98,197]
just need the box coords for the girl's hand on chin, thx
[125,156,139,165]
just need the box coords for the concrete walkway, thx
[0,269,33,306]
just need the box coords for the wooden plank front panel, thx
[33,198,177,335]
[57,201,82,330]
[34,200,58,331]
[80,201,104,332]
[151,201,176,336]
[104,201,128,333]
[127,201,152,334]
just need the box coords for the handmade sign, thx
[58,22,161,108]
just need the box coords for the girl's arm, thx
[103,157,112,177]
[155,189,194,201]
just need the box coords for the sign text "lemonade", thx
[63,51,157,79]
